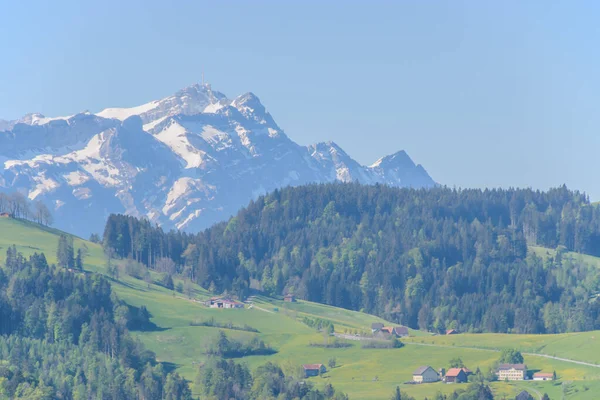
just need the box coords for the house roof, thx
[303,364,324,370]
[371,323,384,329]
[446,329,458,335]
[395,326,409,335]
[498,364,527,371]
[445,368,465,377]
[461,367,472,374]
[533,372,553,378]
[284,294,294,297]
[413,366,434,375]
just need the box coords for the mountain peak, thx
[370,150,414,169]
[0,82,436,235]
[231,92,276,126]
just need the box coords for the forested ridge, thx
[104,184,600,334]
[0,247,192,399]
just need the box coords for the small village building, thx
[222,299,244,309]
[371,323,384,333]
[373,326,409,338]
[303,364,326,378]
[0,212,11,218]
[533,372,554,381]
[391,326,409,337]
[443,368,467,383]
[461,368,473,376]
[284,294,296,302]
[207,297,244,309]
[515,390,533,400]
[446,329,458,335]
[412,366,439,383]
[497,364,527,381]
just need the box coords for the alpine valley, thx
[0,83,435,236]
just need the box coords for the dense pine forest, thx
[0,247,192,399]
[103,184,600,334]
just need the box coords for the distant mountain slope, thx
[0,83,435,236]
[103,184,600,335]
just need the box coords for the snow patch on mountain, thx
[98,101,160,121]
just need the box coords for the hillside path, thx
[403,342,600,369]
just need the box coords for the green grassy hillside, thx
[1,217,600,399]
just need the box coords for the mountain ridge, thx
[0,82,436,236]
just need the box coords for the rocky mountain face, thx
[0,83,436,236]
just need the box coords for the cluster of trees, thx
[498,349,524,364]
[196,358,348,400]
[103,184,600,334]
[206,331,276,358]
[0,246,192,399]
[56,234,86,269]
[0,192,52,225]
[302,316,335,333]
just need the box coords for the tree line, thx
[0,191,53,225]
[102,184,600,334]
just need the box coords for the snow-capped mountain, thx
[0,83,436,236]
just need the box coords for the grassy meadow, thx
[1,217,600,399]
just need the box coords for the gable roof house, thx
[446,329,458,335]
[207,296,244,309]
[443,368,467,383]
[392,326,409,337]
[374,326,409,338]
[412,366,439,383]
[303,364,326,378]
[497,364,527,381]
[371,323,384,333]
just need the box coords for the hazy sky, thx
[2,1,600,198]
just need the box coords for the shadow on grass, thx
[160,361,179,374]
[126,304,170,332]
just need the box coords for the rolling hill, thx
[2,216,600,399]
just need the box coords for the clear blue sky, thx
[2,1,600,198]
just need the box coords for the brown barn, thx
[444,368,467,383]
[303,364,326,377]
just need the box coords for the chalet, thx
[222,299,244,309]
[284,294,296,302]
[533,372,554,381]
[0,213,11,218]
[446,329,458,335]
[207,297,244,309]
[412,366,439,383]
[393,326,409,337]
[497,364,527,381]
[374,326,409,338]
[515,390,533,400]
[371,323,384,333]
[443,368,467,383]
[303,364,326,377]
